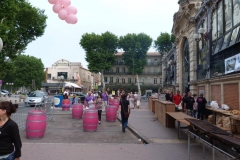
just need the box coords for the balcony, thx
[140,72,162,75]
[103,72,132,75]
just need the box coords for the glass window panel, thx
[221,31,232,50]
[225,0,233,32]
[212,10,217,40]
[213,37,224,55]
[233,0,240,26]
[229,26,240,46]
[217,2,224,37]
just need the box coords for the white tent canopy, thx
[64,82,82,88]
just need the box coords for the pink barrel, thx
[26,110,47,139]
[106,105,118,122]
[83,109,98,132]
[112,99,119,105]
[72,103,83,119]
[62,99,70,111]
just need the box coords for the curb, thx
[117,117,151,144]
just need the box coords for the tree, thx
[80,31,118,91]
[0,0,47,78]
[154,32,175,53]
[118,33,152,95]
[11,55,45,90]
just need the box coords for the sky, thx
[25,0,179,69]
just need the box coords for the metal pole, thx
[188,132,191,160]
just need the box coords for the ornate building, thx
[102,52,162,94]
[173,0,240,109]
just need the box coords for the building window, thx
[104,77,107,82]
[148,78,151,85]
[142,78,144,84]
[116,67,119,73]
[147,59,151,65]
[154,78,157,84]
[48,74,51,80]
[122,67,125,73]
[148,67,151,73]
[57,72,68,79]
[116,78,119,83]
[122,78,125,84]
[128,78,131,84]
[153,68,157,74]
[160,78,162,84]
[110,77,113,83]
[154,59,158,65]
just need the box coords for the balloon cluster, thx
[48,0,78,24]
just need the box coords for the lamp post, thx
[0,37,3,52]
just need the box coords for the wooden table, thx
[166,112,195,139]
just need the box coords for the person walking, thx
[128,95,135,109]
[0,101,22,160]
[193,94,198,118]
[181,92,187,113]
[101,90,108,111]
[119,94,130,133]
[136,92,141,108]
[173,90,182,111]
[183,92,195,116]
[197,93,207,120]
[84,91,96,109]
[96,94,104,124]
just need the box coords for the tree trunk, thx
[101,70,105,92]
[136,74,141,95]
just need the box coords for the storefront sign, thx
[225,53,240,74]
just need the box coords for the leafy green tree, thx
[11,55,45,90]
[118,33,152,94]
[154,32,175,53]
[80,31,118,91]
[0,0,47,78]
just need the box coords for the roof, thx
[115,52,160,56]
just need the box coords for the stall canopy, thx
[64,82,82,88]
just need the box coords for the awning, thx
[64,82,82,88]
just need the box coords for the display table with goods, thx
[185,118,239,160]
[154,101,175,127]
[166,112,194,139]
[206,107,240,134]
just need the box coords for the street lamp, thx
[0,37,3,52]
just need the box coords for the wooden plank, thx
[178,119,190,126]
[166,112,194,120]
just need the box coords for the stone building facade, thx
[44,59,100,94]
[173,0,240,109]
[102,52,162,94]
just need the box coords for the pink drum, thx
[106,105,118,122]
[26,110,47,139]
[112,99,119,105]
[72,103,83,119]
[62,99,70,111]
[83,109,98,132]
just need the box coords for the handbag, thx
[121,100,129,118]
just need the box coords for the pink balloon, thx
[48,0,58,4]
[65,14,78,24]
[53,3,63,13]
[59,0,71,7]
[66,6,77,15]
[58,9,68,20]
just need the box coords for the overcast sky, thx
[25,0,179,69]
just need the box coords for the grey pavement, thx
[17,100,232,160]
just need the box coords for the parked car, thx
[69,92,86,104]
[24,91,49,107]
[1,90,11,97]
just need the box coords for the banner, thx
[225,53,240,74]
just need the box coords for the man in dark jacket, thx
[197,93,207,120]
[183,92,194,116]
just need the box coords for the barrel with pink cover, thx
[62,99,70,111]
[106,105,118,122]
[83,109,98,132]
[112,99,120,109]
[72,103,83,119]
[26,110,47,139]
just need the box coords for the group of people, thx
[126,92,141,109]
[165,90,207,120]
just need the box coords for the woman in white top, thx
[129,95,135,109]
